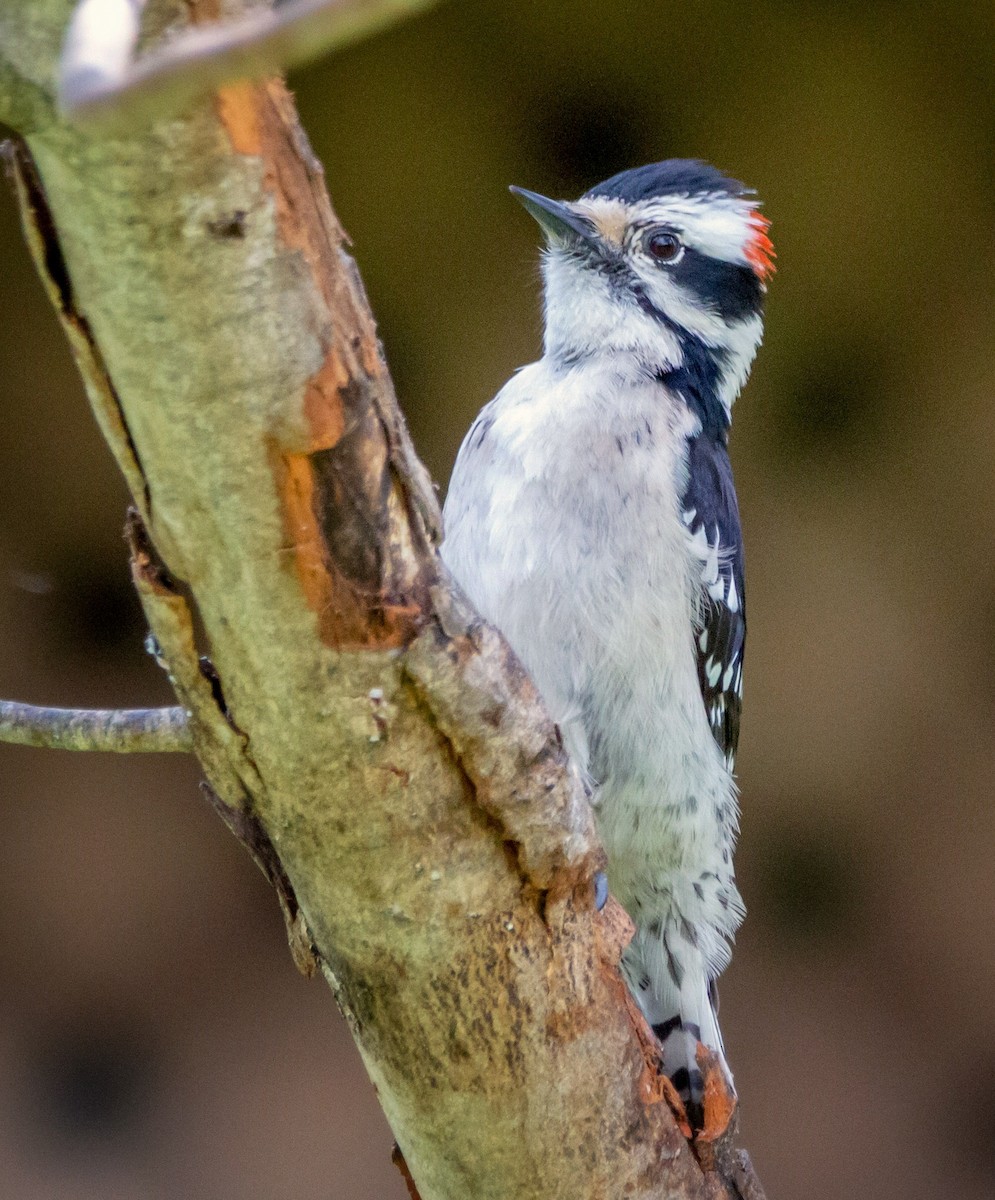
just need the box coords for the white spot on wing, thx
[726,574,739,613]
[702,540,719,586]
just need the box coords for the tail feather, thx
[653,1012,714,1129]
[626,932,732,1130]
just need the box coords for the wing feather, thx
[682,434,745,766]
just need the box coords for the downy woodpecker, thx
[440,160,773,1128]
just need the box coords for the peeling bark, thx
[0,3,766,1197]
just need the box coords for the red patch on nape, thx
[744,210,776,283]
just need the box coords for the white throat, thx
[541,250,682,370]
[541,249,763,418]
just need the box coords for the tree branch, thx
[0,698,191,752]
[0,3,766,1197]
[59,0,440,127]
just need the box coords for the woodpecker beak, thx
[510,186,597,246]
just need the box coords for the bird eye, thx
[646,231,682,263]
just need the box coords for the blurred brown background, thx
[2,1,994,1196]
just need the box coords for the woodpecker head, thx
[511,160,774,428]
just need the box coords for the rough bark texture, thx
[0,3,766,1197]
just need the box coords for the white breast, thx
[442,356,726,813]
[443,353,743,999]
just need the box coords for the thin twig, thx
[0,699,192,752]
[58,0,439,127]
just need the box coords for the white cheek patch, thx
[639,271,728,342]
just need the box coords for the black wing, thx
[681,434,746,768]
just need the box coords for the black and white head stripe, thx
[681,434,745,767]
[524,159,771,407]
[581,158,775,288]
